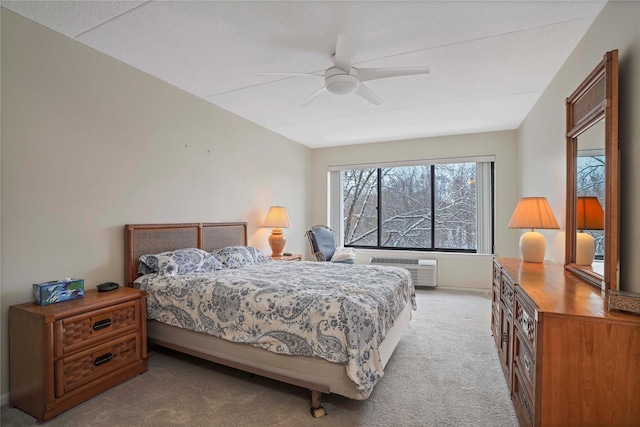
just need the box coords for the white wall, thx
[518,1,640,292]
[0,10,310,398]
[310,130,521,289]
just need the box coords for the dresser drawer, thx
[498,302,513,386]
[514,328,535,396]
[515,292,536,350]
[491,304,500,348]
[513,365,534,427]
[492,284,500,334]
[493,260,502,288]
[501,271,515,311]
[54,300,141,357]
[492,282,500,309]
[54,331,142,397]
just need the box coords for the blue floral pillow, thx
[211,246,272,268]
[139,248,224,276]
[245,246,272,264]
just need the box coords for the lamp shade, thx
[576,196,604,231]
[507,197,560,230]
[264,206,291,228]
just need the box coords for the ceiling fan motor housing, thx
[325,67,360,94]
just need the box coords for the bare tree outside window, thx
[342,162,479,251]
[434,163,477,249]
[381,166,431,248]
[343,169,378,246]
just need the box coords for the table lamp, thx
[507,197,560,263]
[576,196,604,265]
[264,206,291,257]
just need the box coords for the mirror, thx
[565,50,619,291]
[576,122,605,273]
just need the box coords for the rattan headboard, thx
[124,222,247,286]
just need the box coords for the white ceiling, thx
[2,1,607,148]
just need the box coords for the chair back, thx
[306,225,337,262]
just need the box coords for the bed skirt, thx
[146,298,412,400]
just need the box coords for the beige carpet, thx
[1,289,518,426]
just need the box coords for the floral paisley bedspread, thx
[135,261,415,397]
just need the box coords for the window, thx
[330,158,494,253]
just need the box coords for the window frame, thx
[328,156,495,254]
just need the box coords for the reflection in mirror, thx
[576,120,605,271]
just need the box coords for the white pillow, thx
[331,247,356,263]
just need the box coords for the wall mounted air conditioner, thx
[369,258,437,288]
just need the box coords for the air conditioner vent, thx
[370,257,418,265]
[369,258,437,288]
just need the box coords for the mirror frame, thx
[565,50,619,291]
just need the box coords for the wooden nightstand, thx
[271,254,302,261]
[9,287,148,422]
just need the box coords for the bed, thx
[125,222,415,415]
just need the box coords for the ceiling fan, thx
[262,34,429,106]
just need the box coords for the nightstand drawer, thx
[55,300,141,357]
[55,331,142,397]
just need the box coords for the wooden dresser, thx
[492,257,640,427]
[9,287,148,421]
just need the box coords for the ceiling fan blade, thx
[333,34,353,72]
[358,67,430,82]
[355,83,383,106]
[301,87,327,106]
[258,72,323,78]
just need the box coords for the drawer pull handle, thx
[94,352,113,366]
[93,318,112,331]
[522,391,531,417]
[524,353,532,373]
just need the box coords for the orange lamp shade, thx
[507,197,560,231]
[576,196,604,231]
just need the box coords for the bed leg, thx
[310,390,326,418]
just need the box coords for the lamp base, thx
[268,228,286,257]
[576,232,596,265]
[520,230,546,263]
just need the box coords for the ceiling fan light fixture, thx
[326,77,359,94]
[324,67,360,95]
